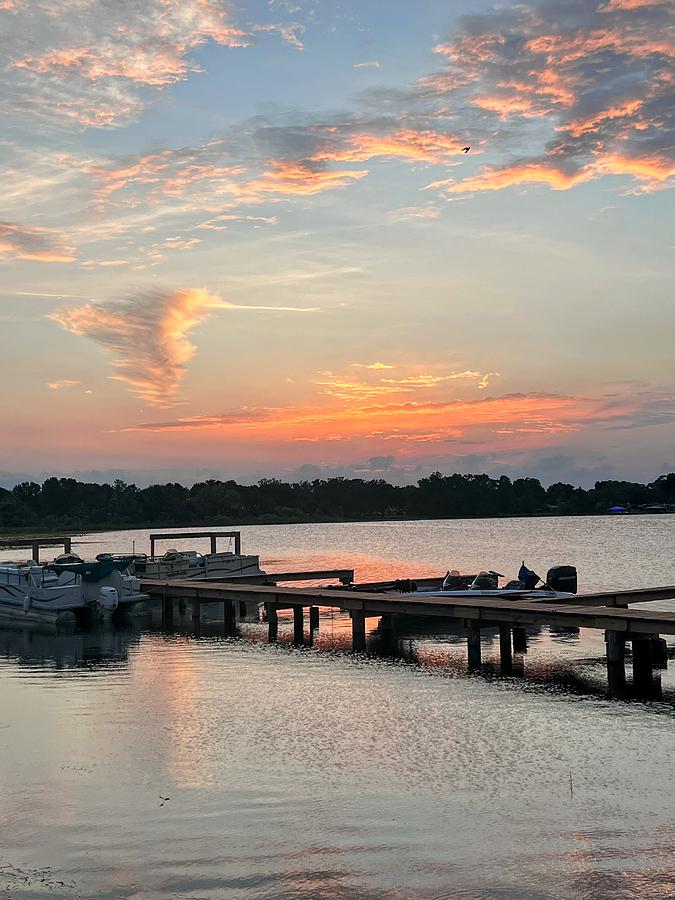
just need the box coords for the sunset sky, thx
[1,0,674,487]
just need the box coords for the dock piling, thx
[605,630,626,696]
[512,625,528,654]
[351,611,367,652]
[651,636,668,668]
[266,603,278,643]
[192,597,201,624]
[466,622,482,670]
[499,624,512,673]
[162,590,174,629]
[309,606,320,632]
[632,637,655,693]
[224,599,236,631]
[293,605,305,646]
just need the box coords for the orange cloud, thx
[312,129,465,164]
[119,393,638,460]
[445,162,595,193]
[0,221,76,262]
[563,99,644,137]
[244,161,368,196]
[526,29,675,64]
[600,0,669,7]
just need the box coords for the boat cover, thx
[45,557,136,582]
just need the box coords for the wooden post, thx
[351,611,367,652]
[380,614,395,635]
[632,637,654,693]
[224,599,236,631]
[499,624,512,673]
[267,603,278,642]
[466,622,481,670]
[32,541,40,564]
[293,605,304,646]
[512,625,528,654]
[162,591,174,629]
[64,538,72,554]
[308,606,319,646]
[210,535,217,555]
[192,597,201,624]
[651,636,668,668]
[605,630,626,696]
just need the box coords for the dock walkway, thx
[141,577,675,695]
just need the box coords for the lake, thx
[1,516,674,898]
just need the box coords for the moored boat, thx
[46,553,149,616]
[131,531,265,581]
[0,563,85,625]
[419,563,578,602]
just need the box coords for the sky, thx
[1,0,674,488]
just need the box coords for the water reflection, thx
[0,621,140,670]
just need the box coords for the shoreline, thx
[1,508,672,541]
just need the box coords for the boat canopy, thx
[45,556,136,582]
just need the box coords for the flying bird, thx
[462,147,470,153]
[159,796,171,807]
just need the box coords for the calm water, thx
[1,516,674,899]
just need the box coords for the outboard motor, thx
[546,565,577,594]
[98,586,119,615]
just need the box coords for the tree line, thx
[1,472,675,531]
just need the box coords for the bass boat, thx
[420,563,578,602]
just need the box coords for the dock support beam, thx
[192,597,201,624]
[351,611,367,653]
[466,622,482,671]
[293,605,304,646]
[512,625,528,654]
[499,624,512,673]
[309,606,320,632]
[266,603,278,643]
[605,630,626,696]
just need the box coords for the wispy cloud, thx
[0,222,75,263]
[253,22,305,50]
[1,1,310,128]
[50,288,225,406]
[47,379,80,390]
[50,287,318,405]
[354,60,381,69]
[352,362,394,370]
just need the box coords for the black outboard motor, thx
[546,565,577,594]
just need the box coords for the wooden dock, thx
[0,536,73,563]
[141,577,675,696]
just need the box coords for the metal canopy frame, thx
[149,531,241,559]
